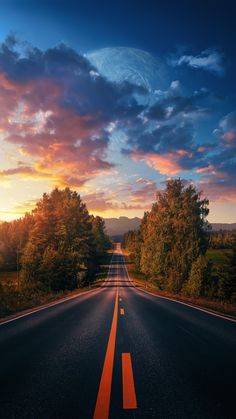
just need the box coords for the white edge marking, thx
[0,287,100,326]
[120,249,136,287]
[138,288,236,324]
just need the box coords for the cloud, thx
[120,81,214,177]
[82,192,116,212]
[131,151,185,175]
[196,111,236,201]
[130,179,157,202]
[146,87,208,121]
[82,191,149,212]
[0,36,144,187]
[169,49,224,75]
[122,119,204,175]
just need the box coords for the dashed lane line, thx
[122,353,137,410]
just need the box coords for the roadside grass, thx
[206,248,232,264]
[206,248,232,275]
[125,253,236,318]
[0,253,112,319]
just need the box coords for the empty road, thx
[0,244,236,418]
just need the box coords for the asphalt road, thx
[0,244,236,419]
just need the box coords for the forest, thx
[122,179,236,304]
[0,188,111,316]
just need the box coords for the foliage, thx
[182,256,212,297]
[217,235,236,303]
[140,179,210,292]
[121,229,141,269]
[0,188,111,293]
[209,230,236,249]
[0,214,34,270]
[91,216,111,263]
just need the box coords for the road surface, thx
[0,244,236,418]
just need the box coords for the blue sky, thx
[0,0,235,222]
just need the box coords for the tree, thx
[217,235,236,303]
[140,179,210,292]
[0,214,34,271]
[182,256,212,298]
[91,216,111,263]
[121,229,141,269]
[21,188,97,291]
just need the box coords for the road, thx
[0,244,236,419]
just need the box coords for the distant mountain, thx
[103,217,236,236]
[103,217,141,237]
[211,223,236,231]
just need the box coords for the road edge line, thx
[0,287,100,326]
[137,288,236,323]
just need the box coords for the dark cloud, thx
[0,36,144,187]
[146,88,208,121]
[196,111,236,200]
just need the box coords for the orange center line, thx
[93,288,119,419]
[122,353,137,410]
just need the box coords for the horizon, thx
[0,1,236,223]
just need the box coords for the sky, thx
[0,0,236,222]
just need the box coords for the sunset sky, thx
[0,0,236,222]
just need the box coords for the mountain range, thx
[103,217,236,237]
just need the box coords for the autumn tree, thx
[21,188,102,291]
[0,214,34,271]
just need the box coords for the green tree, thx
[140,179,210,292]
[217,235,236,303]
[21,188,96,291]
[182,256,212,297]
[91,216,111,263]
[122,229,141,270]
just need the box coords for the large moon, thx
[86,47,169,92]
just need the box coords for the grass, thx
[125,252,236,318]
[206,248,232,275]
[206,248,232,264]
[0,255,112,320]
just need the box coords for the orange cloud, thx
[0,71,112,187]
[223,131,236,142]
[131,151,183,175]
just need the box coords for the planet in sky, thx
[86,47,169,93]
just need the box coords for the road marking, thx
[138,289,236,323]
[120,308,125,315]
[93,289,119,419]
[0,288,100,326]
[122,353,137,409]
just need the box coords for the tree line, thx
[0,188,111,292]
[209,230,236,249]
[122,179,236,304]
